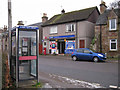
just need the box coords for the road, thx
[39,55,118,88]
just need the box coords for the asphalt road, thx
[39,55,118,88]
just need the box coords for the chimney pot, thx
[42,13,48,23]
[17,21,24,26]
[61,9,65,14]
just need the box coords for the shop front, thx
[49,35,75,54]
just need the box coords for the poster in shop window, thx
[65,41,75,54]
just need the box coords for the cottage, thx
[95,1,120,58]
[42,6,100,54]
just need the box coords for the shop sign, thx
[49,35,75,39]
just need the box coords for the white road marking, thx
[109,85,117,88]
[49,74,105,88]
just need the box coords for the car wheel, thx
[93,57,99,62]
[72,56,77,61]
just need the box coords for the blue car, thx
[71,48,106,62]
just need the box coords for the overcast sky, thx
[0,0,115,28]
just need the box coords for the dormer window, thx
[109,19,117,30]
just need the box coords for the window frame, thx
[43,41,47,47]
[66,24,75,32]
[110,39,117,51]
[50,26,57,34]
[109,19,117,31]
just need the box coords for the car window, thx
[77,49,83,53]
[84,49,90,54]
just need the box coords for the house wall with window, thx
[95,9,120,58]
[42,7,100,54]
[43,21,95,54]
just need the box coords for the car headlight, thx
[98,54,103,57]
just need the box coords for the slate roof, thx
[96,8,120,25]
[42,6,98,27]
[29,22,42,27]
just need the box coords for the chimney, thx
[42,13,48,23]
[4,25,7,32]
[61,9,65,14]
[17,21,24,26]
[100,0,107,14]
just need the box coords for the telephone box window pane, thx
[19,31,36,56]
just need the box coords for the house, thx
[29,13,48,54]
[94,1,120,58]
[42,6,100,54]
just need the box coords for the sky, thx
[0,0,115,28]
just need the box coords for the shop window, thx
[66,24,75,32]
[109,19,117,30]
[50,26,57,34]
[110,39,117,51]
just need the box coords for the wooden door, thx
[79,40,85,48]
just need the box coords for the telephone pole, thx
[8,0,12,66]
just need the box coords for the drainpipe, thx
[75,21,78,49]
[100,24,102,53]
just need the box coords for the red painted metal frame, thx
[19,56,37,60]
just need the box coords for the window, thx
[43,41,47,47]
[109,19,117,30]
[77,49,83,53]
[66,24,75,32]
[50,26,57,34]
[110,39,117,51]
[84,49,90,54]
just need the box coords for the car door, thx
[82,49,93,60]
[76,49,84,60]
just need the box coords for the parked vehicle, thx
[71,48,106,62]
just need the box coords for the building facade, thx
[94,1,120,58]
[42,7,100,54]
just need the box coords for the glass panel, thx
[111,43,116,49]
[30,60,36,76]
[11,33,16,79]
[19,30,37,79]
[77,49,83,53]
[19,31,36,56]
[111,19,115,29]
[84,49,90,54]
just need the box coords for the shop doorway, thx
[58,41,65,54]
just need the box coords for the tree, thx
[108,0,120,9]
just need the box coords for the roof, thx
[29,22,42,27]
[96,8,120,25]
[42,6,98,27]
